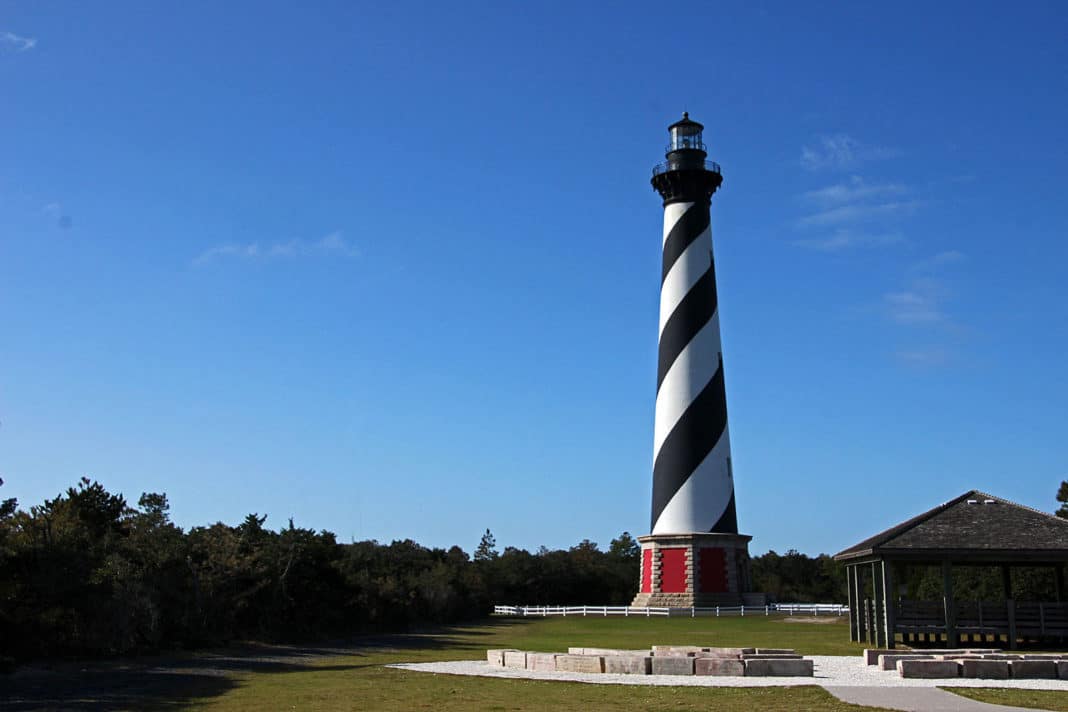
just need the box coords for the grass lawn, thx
[942,687,1068,711]
[14,614,1064,711]
[186,614,899,711]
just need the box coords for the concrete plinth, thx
[631,532,755,607]
[897,660,961,678]
[503,650,527,669]
[651,656,695,675]
[879,654,934,671]
[603,656,652,675]
[962,659,1010,679]
[695,658,745,676]
[1010,660,1058,679]
[652,645,704,655]
[744,659,814,677]
[486,649,515,667]
[525,653,558,672]
[862,649,897,665]
[555,655,604,673]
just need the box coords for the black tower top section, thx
[651,112,723,206]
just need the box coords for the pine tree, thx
[474,528,498,561]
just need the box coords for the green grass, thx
[942,687,1068,711]
[182,615,899,711]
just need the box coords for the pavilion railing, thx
[860,598,1068,641]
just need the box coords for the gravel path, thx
[826,686,1042,712]
[389,656,1068,690]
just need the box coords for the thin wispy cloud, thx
[802,176,907,205]
[800,134,899,171]
[0,31,36,53]
[895,347,950,367]
[793,229,904,252]
[194,231,359,265]
[796,200,922,229]
[884,277,950,326]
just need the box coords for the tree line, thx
[1,478,1064,660]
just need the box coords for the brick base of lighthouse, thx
[630,533,755,607]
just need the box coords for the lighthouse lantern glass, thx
[670,124,703,151]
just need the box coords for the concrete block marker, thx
[555,655,604,674]
[744,659,814,677]
[695,658,745,676]
[525,653,558,672]
[706,647,754,657]
[568,647,648,656]
[742,654,802,660]
[962,659,1009,679]
[1058,660,1068,680]
[486,649,515,667]
[862,649,896,665]
[1010,660,1058,679]
[897,659,961,678]
[603,655,652,675]
[503,650,527,669]
[651,656,695,676]
[652,645,705,655]
[878,654,934,671]
[754,648,796,655]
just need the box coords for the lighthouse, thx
[631,114,754,607]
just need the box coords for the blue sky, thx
[2,2,1067,557]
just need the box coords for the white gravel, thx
[389,657,1068,690]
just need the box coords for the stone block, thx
[897,660,961,678]
[754,648,796,655]
[503,650,527,669]
[1057,660,1068,680]
[695,657,745,676]
[980,654,1022,660]
[744,658,814,677]
[603,655,652,675]
[486,649,515,667]
[742,654,802,660]
[652,645,704,655]
[555,655,604,674]
[651,655,695,675]
[878,654,934,671]
[962,659,1009,679]
[706,647,754,657]
[526,653,558,672]
[1010,660,1058,679]
[863,649,896,665]
[567,647,647,656]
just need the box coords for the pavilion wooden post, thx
[846,565,859,642]
[857,565,868,643]
[942,561,957,647]
[872,561,886,647]
[1003,564,1017,650]
[882,560,896,649]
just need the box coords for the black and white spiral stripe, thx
[651,199,738,535]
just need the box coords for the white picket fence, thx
[493,603,847,618]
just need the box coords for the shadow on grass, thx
[0,619,535,711]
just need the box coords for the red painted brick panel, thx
[641,549,652,593]
[699,548,727,593]
[660,548,688,593]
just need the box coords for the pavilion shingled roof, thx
[834,490,1068,562]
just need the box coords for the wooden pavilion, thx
[834,490,1068,649]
